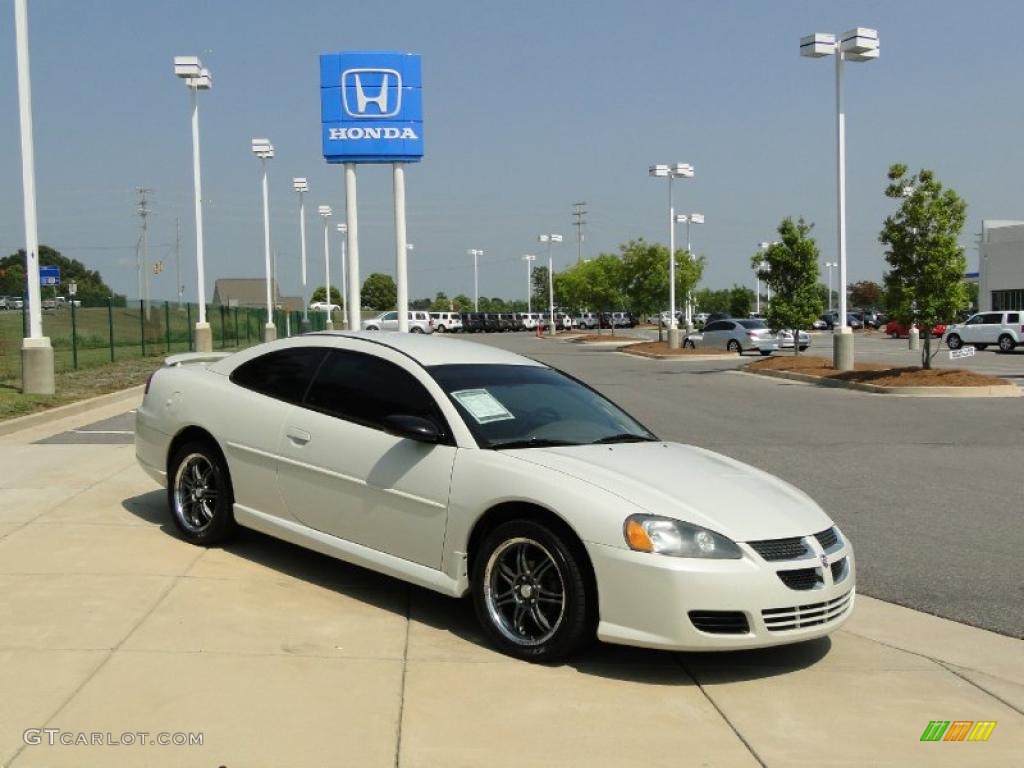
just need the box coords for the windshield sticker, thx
[451,389,515,424]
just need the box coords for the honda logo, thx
[342,68,402,118]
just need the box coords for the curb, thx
[623,348,739,361]
[571,338,647,348]
[745,368,1020,397]
[0,385,145,437]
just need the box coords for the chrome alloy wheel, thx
[172,453,219,534]
[484,537,566,646]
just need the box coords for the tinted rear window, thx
[738,320,767,329]
[231,347,328,403]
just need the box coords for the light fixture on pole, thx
[757,241,779,311]
[801,27,879,369]
[824,261,837,314]
[675,212,704,330]
[251,138,276,341]
[522,254,536,315]
[649,163,694,348]
[336,223,348,327]
[538,234,563,335]
[467,249,483,310]
[318,205,333,330]
[292,178,310,332]
[14,0,53,393]
[174,55,213,352]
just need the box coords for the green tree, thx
[361,273,397,311]
[879,165,968,368]
[531,266,550,311]
[429,291,450,311]
[1,245,115,304]
[620,239,704,322]
[753,218,824,356]
[452,294,473,311]
[727,284,755,318]
[849,280,883,308]
[693,288,731,315]
[310,285,342,305]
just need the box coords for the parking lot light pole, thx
[467,249,483,311]
[801,27,879,370]
[318,205,333,330]
[676,212,704,331]
[538,234,563,335]
[825,261,837,314]
[292,178,310,332]
[758,241,778,313]
[336,223,348,328]
[522,254,536,314]
[252,139,276,341]
[14,0,53,394]
[649,163,694,348]
[175,56,213,352]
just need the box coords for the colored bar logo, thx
[920,721,996,742]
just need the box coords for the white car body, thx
[429,311,463,333]
[309,301,341,313]
[777,329,811,350]
[136,333,854,653]
[944,311,1022,352]
[362,310,434,333]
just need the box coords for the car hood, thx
[508,442,831,541]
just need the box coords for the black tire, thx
[365,325,380,331]
[760,350,772,356]
[167,440,236,546]
[727,339,742,353]
[436,325,446,333]
[683,339,695,349]
[946,333,962,350]
[410,326,424,334]
[997,335,1015,353]
[973,344,988,351]
[471,519,594,662]
[799,345,808,352]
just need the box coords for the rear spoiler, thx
[163,351,232,367]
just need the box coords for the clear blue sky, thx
[2,0,1023,303]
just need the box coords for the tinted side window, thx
[1007,313,1020,324]
[230,347,327,403]
[304,350,443,432]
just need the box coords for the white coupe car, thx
[135,332,854,661]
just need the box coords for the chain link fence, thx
[0,299,339,380]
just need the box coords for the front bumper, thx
[586,538,855,651]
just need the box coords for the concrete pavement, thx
[0,385,1021,766]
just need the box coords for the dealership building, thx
[979,220,1024,311]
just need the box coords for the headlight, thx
[623,515,742,559]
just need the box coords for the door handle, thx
[286,427,311,445]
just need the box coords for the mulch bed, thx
[624,341,735,357]
[746,355,1010,387]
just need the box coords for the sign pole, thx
[345,163,360,331]
[394,162,409,333]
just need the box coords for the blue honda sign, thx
[320,51,423,164]
[39,266,60,286]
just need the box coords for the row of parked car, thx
[359,310,639,333]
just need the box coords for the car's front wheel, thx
[946,333,962,350]
[168,440,236,546]
[683,339,695,349]
[365,325,380,331]
[472,519,593,662]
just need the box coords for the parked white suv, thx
[944,311,1022,353]
[429,311,462,333]
[362,310,434,333]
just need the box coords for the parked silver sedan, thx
[684,318,778,355]
[777,329,811,351]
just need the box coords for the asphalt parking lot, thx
[0,339,1021,766]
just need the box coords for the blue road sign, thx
[39,266,60,286]
[320,51,423,163]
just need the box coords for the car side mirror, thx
[383,414,442,444]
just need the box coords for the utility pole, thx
[136,187,153,318]
[175,216,182,308]
[572,201,587,264]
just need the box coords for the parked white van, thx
[429,312,463,333]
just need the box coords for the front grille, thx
[748,537,808,562]
[777,568,822,591]
[762,592,852,632]
[831,557,847,583]
[688,611,750,635]
[815,527,839,550]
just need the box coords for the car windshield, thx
[428,364,658,449]
[738,320,768,329]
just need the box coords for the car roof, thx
[211,331,545,371]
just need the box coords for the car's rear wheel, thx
[683,339,695,349]
[946,333,962,350]
[436,324,446,333]
[799,345,808,351]
[410,326,424,334]
[365,325,380,331]
[727,339,742,353]
[998,334,1015,353]
[168,441,236,545]
[472,519,593,662]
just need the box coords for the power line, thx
[572,201,587,263]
